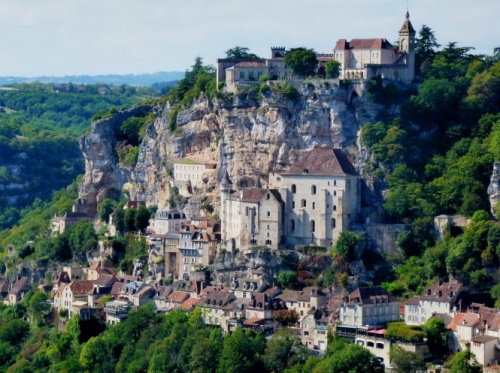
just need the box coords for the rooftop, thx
[284,148,357,177]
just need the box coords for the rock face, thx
[488,162,500,217]
[78,105,152,217]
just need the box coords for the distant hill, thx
[0,71,185,87]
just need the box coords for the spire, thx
[399,11,415,34]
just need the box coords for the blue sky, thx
[0,0,498,77]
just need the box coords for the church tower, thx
[399,11,416,82]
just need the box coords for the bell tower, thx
[399,11,416,82]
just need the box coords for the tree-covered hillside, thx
[360,27,500,297]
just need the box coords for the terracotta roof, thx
[167,291,190,304]
[234,61,267,67]
[243,317,266,326]
[68,280,94,295]
[241,188,283,203]
[285,148,357,176]
[180,297,201,311]
[9,277,33,295]
[334,38,394,50]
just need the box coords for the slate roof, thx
[279,287,325,303]
[346,287,398,306]
[284,148,357,176]
[53,271,71,285]
[241,188,283,203]
[154,286,173,300]
[334,38,394,50]
[472,335,498,343]
[404,296,421,306]
[399,12,416,33]
[420,281,464,303]
[93,274,117,287]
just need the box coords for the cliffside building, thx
[278,148,359,247]
[220,148,359,250]
[173,155,217,188]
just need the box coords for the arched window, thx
[266,193,270,200]
[311,185,316,195]
[332,218,336,228]
[267,224,270,229]
[267,211,271,217]
[291,184,296,194]
[333,205,337,211]
[334,191,337,196]
[301,199,306,208]
[310,220,315,233]
[290,219,295,232]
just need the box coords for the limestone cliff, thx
[79,81,383,221]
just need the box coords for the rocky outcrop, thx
[78,105,152,217]
[488,162,500,217]
[79,81,384,222]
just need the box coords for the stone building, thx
[278,148,359,247]
[173,155,217,187]
[154,209,186,235]
[339,287,400,327]
[220,147,358,250]
[333,12,415,83]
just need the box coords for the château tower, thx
[399,11,416,81]
[219,171,232,242]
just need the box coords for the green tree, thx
[99,199,116,224]
[134,206,150,233]
[263,327,307,373]
[415,25,440,74]
[68,219,98,259]
[217,326,264,373]
[27,291,51,325]
[325,60,341,79]
[448,350,482,373]
[225,46,260,59]
[333,231,360,261]
[423,317,447,356]
[277,270,299,289]
[321,344,384,373]
[284,48,318,77]
[389,344,426,373]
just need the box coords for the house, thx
[87,274,118,308]
[173,155,217,188]
[339,287,400,327]
[54,280,94,315]
[278,287,327,318]
[104,300,131,324]
[7,277,33,305]
[301,308,332,351]
[87,259,115,281]
[154,209,186,235]
[405,281,466,325]
[50,211,90,234]
[119,281,154,307]
[153,285,174,311]
[277,148,359,248]
[165,291,190,311]
[230,278,267,299]
[52,271,71,293]
[199,288,236,328]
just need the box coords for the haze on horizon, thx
[1,0,498,77]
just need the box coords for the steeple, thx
[399,11,416,35]
[220,170,232,194]
[398,11,416,83]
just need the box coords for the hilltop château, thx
[217,12,415,92]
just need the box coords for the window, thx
[267,224,270,229]
[291,184,296,194]
[267,211,271,217]
[292,201,295,208]
[267,193,270,200]
[265,239,272,245]
[334,180,337,186]
[311,185,316,195]
[240,71,244,79]
[332,218,336,228]
[301,199,306,208]
[290,219,295,232]
[310,220,316,233]
[312,202,316,210]
[333,205,337,211]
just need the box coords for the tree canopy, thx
[284,48,318,77]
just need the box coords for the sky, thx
[0,0,498,77]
